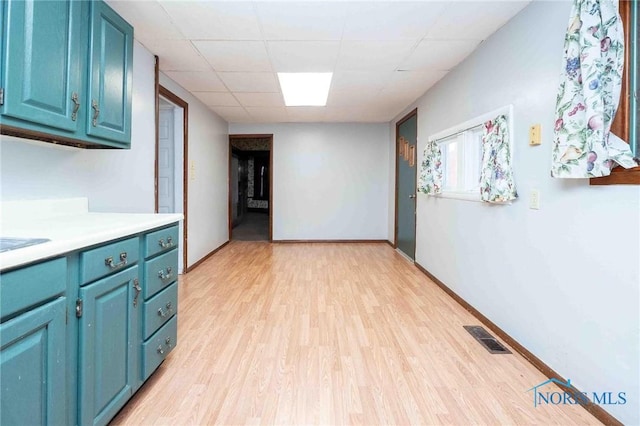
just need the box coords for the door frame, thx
[394,108,418,254]
[154,58,189,272]
[228,134,273,242]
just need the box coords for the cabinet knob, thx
[105,252,128,270]
[157,345,164,355]
[165,337,172,348]
[158,267,173,281]
[158,237,174,249]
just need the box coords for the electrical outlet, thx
[529,189,540,210]
[529,124,541,146]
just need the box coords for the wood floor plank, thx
[111,242,600,425]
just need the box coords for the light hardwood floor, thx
[111,242,598,425]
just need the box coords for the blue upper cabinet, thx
[86,1,133,146]
[2,0,82,132]
[0,0,134,149]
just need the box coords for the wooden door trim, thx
[229,134,274,242]
[156,84,189,273]
[394,108,418,254]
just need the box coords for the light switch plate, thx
[529,124,541,146]
[529,189,540,210]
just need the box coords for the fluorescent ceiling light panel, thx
[277,72,332,106]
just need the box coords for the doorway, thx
[395,109,418,260]
[156,85,188,273]
[228,134,273,241]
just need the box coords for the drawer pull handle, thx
[71,92,80,121]
[165,337,172,348]
[105,252,128,270]
[157,302,174,318]
[157,345,164,355]
[158,267,173,281]
[91,99,100,127]
[158,237,174,248]
[133,279,141,307]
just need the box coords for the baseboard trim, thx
[272,239,389,244]
[185,241,230,273]
[414,262,622,426]
[385,240,395,248]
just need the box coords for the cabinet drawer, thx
[144,225,179,259]
[142,316,177,380]
[1,258,66,320]
[144,249,178,299]
[143,282,178,340]
[80,237,139,285]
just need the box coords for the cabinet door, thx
[2,0,82,132]
[78,266,139,426]
[0,297,66,426]
[86,1,133,146]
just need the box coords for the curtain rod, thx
[431,122,484,144]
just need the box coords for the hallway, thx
[111,242,597,425]
[232,212,269,241]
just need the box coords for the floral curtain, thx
[479,115,518,203]
[551,0,637,178]
[418,140,442,195]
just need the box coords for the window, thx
[439,127,484,198]
[592,0,639,185]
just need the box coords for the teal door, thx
[78,266,138,426]
[86,1,133,145]
[396,111,418,259]
[0,298,67,426]
[2,0,82,132]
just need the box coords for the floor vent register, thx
[463,325,512,354]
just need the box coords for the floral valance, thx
[418,140,442,195]
[480,115,518,203]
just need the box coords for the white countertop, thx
[1,198,183,271]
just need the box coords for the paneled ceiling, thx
[107,1,530,123]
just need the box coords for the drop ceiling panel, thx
[235,93,285,107]
[159,1,261,40]
[218,72,280,93]
[330,71,393,92]
[343,2,447,40]
[286,107,327,122]
[246,107,288,122]
[336,41,416,72]
[256,2,347,41]
[401,40,481,71]
[192,92,240,107]
[143,40,210,72]
[327,90,380,107]
[108,1,183,41]
[425,1,529,40]
[194,41,272,72]
[210,106,251,122]
[164,71,227,92]
[268,41,341,72]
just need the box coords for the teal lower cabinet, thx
[0,221,180,426]
[77,266,139,426]
[0,297,67,426]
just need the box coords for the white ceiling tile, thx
[192,92,239,107]
[159,1,261,40]
[164,71,227,92]
[330,71,393,92]
[106,1,184,41]
[218,73,279,93]
[209,106,250,122]
[426,2,529,40]
[326,90,380,107]
[256,2,347,41]
[193,41,272,72]
[142,40,210,72]
[286,107,327,122]
[235,93,285,108]
[324,107,393,123]
[343,2,447,40]
[267,41,340,72]
[246,107,288,122]
[336,41,416,72]
[400,40,481,72]
[383,70,448,96]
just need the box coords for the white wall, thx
[392,2,640,424]
[159,73,228,268]
[229,123,390,241]
[0,40,157,213]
